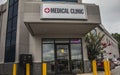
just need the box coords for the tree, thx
[85,32,105,61]
[112,33,120,54]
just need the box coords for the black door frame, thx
[55,43,72,74]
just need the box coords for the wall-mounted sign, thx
[40,4,88,20]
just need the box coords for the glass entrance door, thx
[55,44,71,73]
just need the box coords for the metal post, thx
[107,61,111,75]
[26,63,30,75]
[104,60,109,75]
[13,64,17,75]
[92,60,97,75]
[43,63,47,75]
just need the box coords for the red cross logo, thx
[44,8,50,13]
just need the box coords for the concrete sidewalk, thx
[77,71,104,75]
[111,66,120,75]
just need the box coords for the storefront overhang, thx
[25,22,98,35]
[24,2,101,36]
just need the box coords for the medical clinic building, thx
[0,0,103,75]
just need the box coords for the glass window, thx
[12,16,17,30]
[43,44,55,61]
[72,60,83,73]
[6,33,11,40]
[7,20,12,32]
[8,6,13,19]
[9,0,14,6]
[14,0,18,2]
[6,40,11,47]
[5,0,19,63]
[13,3,18,16]
[4,47,11,62]
[11,31,16,45]
[71,44,82,60]
[6,45,15,62]
[47,62,55,73]
[5,32,15,62]
[10,45,16,61]
[6,33,11,47]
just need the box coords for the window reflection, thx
[42,38,83,73]
[47,62,55,73]
[71,43,83,73]
[43,44,55,73]
[13,17,17,30]
[11,31,16,45]
[72,60,83,73]
[14,0,18,2]
[7,20,12,32]
[9,0,13,6]
[71,44,82,60]
[6,33,11,47]
[8,6,13,19]
[13,3,18,16]
[43,44,55,61]
[5,0,19,62]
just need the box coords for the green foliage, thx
[85,32,105,61]
[112,33,120,54]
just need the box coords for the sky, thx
[83,0,120,34]
[0,0,120,33]
[0,0,6,5]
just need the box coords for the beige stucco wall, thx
[0,3,8,63]
[94,27,119,59]
[15,0,30,63]
[29,35,42,62]
[82,37,88,61]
